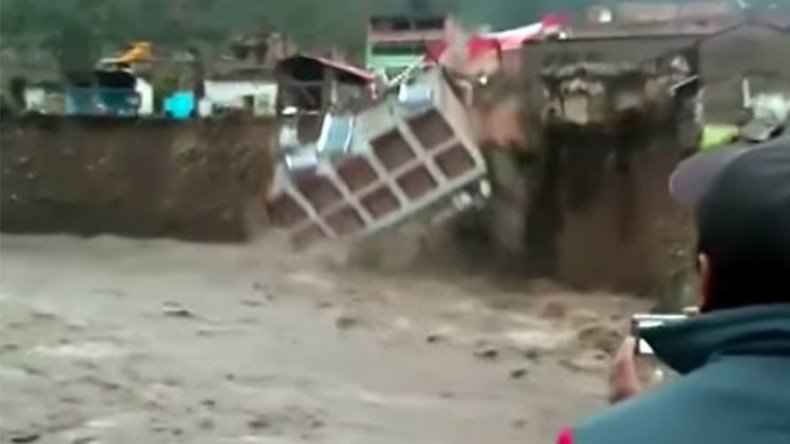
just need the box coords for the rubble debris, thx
[30,310,57,321]
[10,433,41,443]
[523,348,542,362]
[540,300,568,320]
[59,396,81,405]
[576,323,622,354]
[252,282,275,301]
[251,282,266,291]
[241,298,265,307]
[511,418,529,429]
[2,343,21,352]
[198,417,215,430]
[201,399,217,408]
[510,368,529,379]
[92,288,127,297]
[473,346,499,360]
[569,308,602,326]
[315,300,334,310]
[561,349,610,373]
[335,315,360,330]
[426,333,445,344]
[161,302,195,319]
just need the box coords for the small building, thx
[65,69,140,117]
[22,81,64,114]
[275,54,376,145]
[135,77,154,116]
[202,67,278,116]
[276,54,375,115]
[366,13,450,80]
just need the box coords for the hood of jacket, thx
[642,303,790,374]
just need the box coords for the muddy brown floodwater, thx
[0,234,648,444]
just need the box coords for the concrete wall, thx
[204,80,278,111]
[1,115,276,241]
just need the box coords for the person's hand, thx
[609,336,665,404]
[609,336,641,403]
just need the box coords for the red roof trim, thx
[302,55,377,83]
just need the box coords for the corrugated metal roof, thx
[308,55,377,83]
[278,54,376,84]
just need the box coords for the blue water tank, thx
[164,91,195,120]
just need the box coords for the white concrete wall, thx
[135,78,154,116]
[203,80,278,114]
[23,87,46,112]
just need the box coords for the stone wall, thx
[1,115,276,241]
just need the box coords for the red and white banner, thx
[425,14,570,64]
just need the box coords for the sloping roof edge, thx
[278,54,376,84]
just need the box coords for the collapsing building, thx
[266,68,488,247]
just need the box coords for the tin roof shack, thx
[696,21,790,125]
[275,54,375,143]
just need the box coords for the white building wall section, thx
[135,78,155,116]
[204,80,278,113]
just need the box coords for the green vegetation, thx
[0,0,539,72]
[0,0,376,72]
[0,0,769,75]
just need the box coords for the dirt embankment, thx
[472,78,695,300]
[1,115,277,241]
[546,127,695,297]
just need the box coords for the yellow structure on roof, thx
[100,42,152,66]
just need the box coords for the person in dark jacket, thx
[558,136,790,444]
